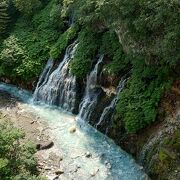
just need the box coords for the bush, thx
[115,59,171,133]
[0,35,29,78]
[0,0,64,82]
[0,33,42,81]
[0,115,43,179]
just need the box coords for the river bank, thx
[0,90,67,179]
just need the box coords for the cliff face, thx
[139,113,180,180]
[107,81,180,179]
[138,82,180,179]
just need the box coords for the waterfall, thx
[95,77,127,130]
[33,42,78,113]
[33,59,54,101]
[78,55,104,121]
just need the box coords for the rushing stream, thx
[78,55,104,122]
[0,83,147,180]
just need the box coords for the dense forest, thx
[0,0,179,179]
[1,0,179,132]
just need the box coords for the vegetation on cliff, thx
[0,0,179,134]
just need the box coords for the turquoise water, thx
[0,83,147,180]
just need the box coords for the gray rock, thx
[55,169,64,175]
[36,141,54,150]
[90,171,96,177]
[85,151,92,158]
[90,168,99,177]
[44,166,51,170]
[69,126,76,133]
[106,163,112,169]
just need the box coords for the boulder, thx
[46,175,59,180]
[54,169,64,175]
[85,151,92,158]
[90,168,99,177]
[36,141,54,150]
[69,126,76,133]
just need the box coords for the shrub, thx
[0,0,64,82]
[0,116,43,179]
[115,59,171,133]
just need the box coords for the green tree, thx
[0,0,10,34]
[13,0,41,16]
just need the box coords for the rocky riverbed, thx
[0,91,68,179]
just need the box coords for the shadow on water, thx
[0,83,32,103]
[0,90,17,108]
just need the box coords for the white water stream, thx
[78,55,104,122]
[33,42,78,113]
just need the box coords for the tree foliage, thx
[50,25,78,59]
[12,0,41,16]
[0,0,10,34]
[0,0,64,83]
[115,59,171,133]
[100,31,129,75]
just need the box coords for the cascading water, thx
[95,77,127,131]
[33,59,54,101]
[33,42,78,113]
[78,55,104,121]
